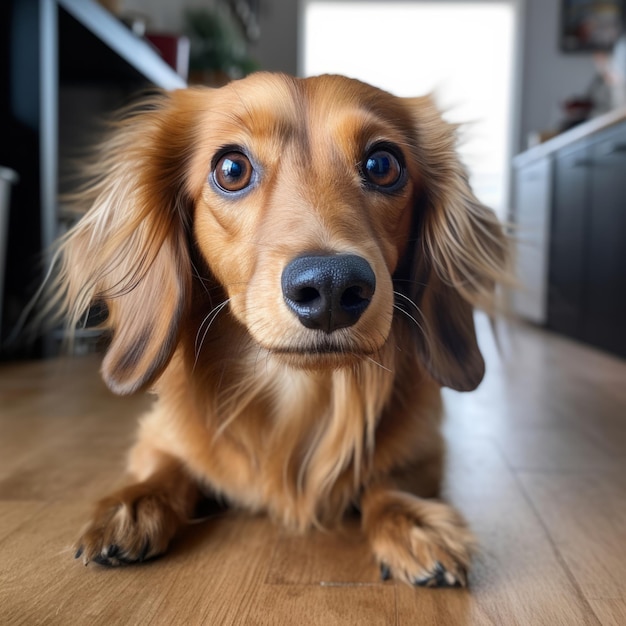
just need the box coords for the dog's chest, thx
[206,361,395,528]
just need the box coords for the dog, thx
[52,73,509,588]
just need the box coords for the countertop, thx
[513,106,626,168]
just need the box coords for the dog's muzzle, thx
[281,254,376,334]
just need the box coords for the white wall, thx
[254,0,599,153]
[519,0,596,148]
[251,0,298,74]
[118,0,598,152]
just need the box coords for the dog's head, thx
[53,73,508,395]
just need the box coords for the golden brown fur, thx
[54,73,509,587]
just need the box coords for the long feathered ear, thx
[397,96,510,392]
[49,91,199,395]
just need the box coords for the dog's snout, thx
[281,255,376,333]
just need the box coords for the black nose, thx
[281,254,376,333]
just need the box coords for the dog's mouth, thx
[262,334,380,368]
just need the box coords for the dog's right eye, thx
[213,152,253,193]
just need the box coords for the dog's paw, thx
[363,490,476,588]
[74,484,182,567]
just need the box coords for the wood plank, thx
[396,586,494,626]
[433,438,600,626]
[0,356,149,495]
[444,319,626,471]
[491,427,621,471]
[588,599,626,626]
[0,501,46,543]
[149,514,280,626]
[0,441,129,501]
[0,501,142,626]
[0,320,624,624]
[265,518,378,585]
[244,585,396,626]
[0,503,279,625]
[518,472,626,602]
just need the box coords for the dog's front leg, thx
[75,451,199,566]
[361,482,476,588]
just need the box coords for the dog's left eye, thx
[213,152,253,193]
[362,148,404,190]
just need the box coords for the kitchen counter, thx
[511,108,626,359]
[513,106,626,167]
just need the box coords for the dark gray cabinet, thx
[585,127,626,356]
[548,124,626,358]
[548,142,589,339]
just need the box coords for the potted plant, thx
[185,2,259,86]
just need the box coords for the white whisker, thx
[364,355,393,373]
[393,290,421,314]
[393,303,426,335]
[191,261,213,297]
[193,300,231,370]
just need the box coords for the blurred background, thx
[0,0,624,362]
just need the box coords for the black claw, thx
[74,546,84,560]
[413,563,448,588]
[414,562,467,589]
[106,544,120,558]
[413,575,433,587]
[433,562,447,587]
[380,564,391,581]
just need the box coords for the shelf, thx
[58,0,186,89]
[0,0,189,357]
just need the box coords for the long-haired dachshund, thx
[53,73,508,588]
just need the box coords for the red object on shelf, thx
[145,34,190,81]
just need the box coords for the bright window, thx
[301,1,517,217]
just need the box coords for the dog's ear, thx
[407,253,485,392]
[51,91,198,395]
[397,96,509,392]
[98,225,190,395]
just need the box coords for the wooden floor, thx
[1,317,625,625]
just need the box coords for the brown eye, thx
[362,148,404,189]
[213,152,253,193]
